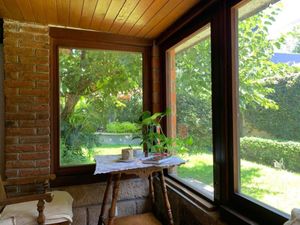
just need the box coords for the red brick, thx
[6,113,36,120]
[37,128,50,135]
[5,105,18,113]
[5,154,18,160]
[35,49,49,57]
[6,145,35,153]
[4,22,19,31]
[19,88,48,96]
[19,39,49,49]
[21,72,49,80]
[20,120,49,128]
[4,54,18,63]
[19,152,49,160]
[19,136,49,144]
[35,97,49,103]
[35,65,49,72]
[36,81,49,88]
[4,80,35,88]
[6,128,36,136]
[4,88,18,95]
[6,160,36,168]
[34,34,49,43]
[5,120,18,128]
[4,46,35,57]
[19,168,49,177]
[19,104,49,112]
[5,137,19,144]
[5,169,18,178]
[36,144,50,152]
[20,26,48,34]
[19,56,48,65]
[36,159,50,167]
[5,72,19,80]
[5,31,34,41]
[36,112,49,120]
[6,96,35,104]
[3,38,18,47]
[5,63,34,72]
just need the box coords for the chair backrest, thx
[0,176,7,202]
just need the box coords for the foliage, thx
[59,48,142,162]
[106,121,139,133]
[240,137,300,173]
[245,73,300,141]
[134,110,192,154]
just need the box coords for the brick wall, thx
[3,19,50,179]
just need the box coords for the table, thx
[94,155,185,225]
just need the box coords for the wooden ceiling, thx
[0,0,199,39]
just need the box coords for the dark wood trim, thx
[156,0,218,46]
[49,27,153,47]
[50,27,152,179]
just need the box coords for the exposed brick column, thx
[3,20,50,179]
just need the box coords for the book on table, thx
[141,155,172,164]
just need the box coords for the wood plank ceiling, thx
[0,0,199,39]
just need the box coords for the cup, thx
[122,148,133,160]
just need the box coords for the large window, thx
[234,0,300,215]
[166,25,214,198]
[58,48,143,167]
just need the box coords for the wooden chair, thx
[0,174,73,225]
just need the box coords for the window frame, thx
[50,27,152,181]
[158,0,290,224]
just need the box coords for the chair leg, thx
[37,199,45,225]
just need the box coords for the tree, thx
[175,5,291,147]
[59,49,142,161]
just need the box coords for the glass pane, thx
[237,0,300,214]
[168,25,214,198]
[59,48,143,166]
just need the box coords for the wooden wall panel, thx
[15,0,35,22]
[56,0,70,26]
[29,0,47,24]
[79,0,98,29]
[45,0,58,25]
[69,0,84,28]
[100,0,126,31]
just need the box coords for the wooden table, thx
[94,155,185,225]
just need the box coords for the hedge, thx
[240,137,300,173]
[106,121,139,133]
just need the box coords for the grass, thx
[177,151,300,214]
[62,145,300,214]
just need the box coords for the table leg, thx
[107,173,122,225]
[98,174,113,225]
[148,174,155,206]
[158,170,174,225]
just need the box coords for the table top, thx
[94,155,185,175]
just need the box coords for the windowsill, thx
[165,176,216,212]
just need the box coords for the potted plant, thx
[134,110,192,157]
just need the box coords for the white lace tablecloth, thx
[94,155,185,174]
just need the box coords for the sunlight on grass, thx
[176,151,300,214]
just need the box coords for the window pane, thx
[167,25,213,198]
[59,48,143,166]
[236,0,300,214]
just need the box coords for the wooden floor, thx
[113,213,162,225]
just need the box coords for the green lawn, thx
[177,151,300,214]
[62,145,300,214]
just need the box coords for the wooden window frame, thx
[156,0,290,224]
[50,27,152,185]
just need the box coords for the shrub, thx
[106,121,139,133]
[240,137,300,173]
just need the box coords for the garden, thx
[58,3,300,216]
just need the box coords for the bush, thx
[106,121,139,133]
[240,137,300,173]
